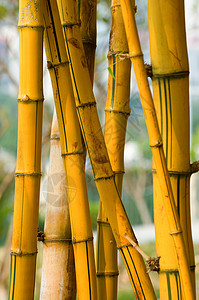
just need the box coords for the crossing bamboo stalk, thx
[40,111,76,300]
[57,0,156,298]
[43,0,97,299]
[148,0,195,298]
[120,0,195,298]
[9,0,44,299]
[96,0,131,298]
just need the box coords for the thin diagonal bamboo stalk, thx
[43,1,97,299]
[9,1,44,299]
[148,1,195,298]
[40,111,76,300]
[120,0,195,298]
[96,0,131,298]
[57,0,156,298]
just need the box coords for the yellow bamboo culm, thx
[40,112,76,300]
[43,0,97,299]
[96,0,131,298]
[120,0,195,299]
[78,0,96,85]
[148,0,196,298]
[9,1,44,299]
[57,0,156,298]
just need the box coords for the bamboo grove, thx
[8,0,197,299]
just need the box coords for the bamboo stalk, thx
[43,1,97,299]
[57,0,156,298]
[120,0,195,298]
[9,1,44,299]
[40,112,76,300]
[96,0,131,298]
[148,0,195,298]
[78,0,96,85]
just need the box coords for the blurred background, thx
[0,0,199,299]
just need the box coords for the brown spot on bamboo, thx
[68,37,81,49]
[81,55,87,68]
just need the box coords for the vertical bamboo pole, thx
[9,0,44,299]
[43,1,97,299]
[148,0,196,298]
[57,0,156,298]
[96,0,131,298]
[120,0,195,299]
[40,112,76,300]
[78,0,96,85]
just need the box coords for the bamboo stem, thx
[57,0,156,298]
[43,1,97,299]
[40,112,76,300]
[9,1,44,299]
[120,0,195,298]
[148,0,195,298]
[96,1,131,298]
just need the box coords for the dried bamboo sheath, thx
[96,0,131,299]
[57,0,156,298]
[121,0,195,299]
[39,112,76,300]
[43,0,97,299]
[9,1,44,299]
[148,0,195,298]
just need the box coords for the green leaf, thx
[107,66,115,79]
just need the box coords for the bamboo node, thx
[190,161,199,174]
[62,21,81,28]
[129,53,143,59]
[15,172,42,177]
[152,70,189,79]
[144,63,153,78]
[43,238,72,243]
[146,257,160,273]
[61,151,84,157]
[18,98,44,103]
[37,229,45,242]
[76,101,96,108]
[94,175,114,182]
[72,237,93,244]
[105,109,130,117]
[11,250,37,257]
[152,169,191,176]
[47,61,69,69]
[123,233,160,272]
[97,271,119,277]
